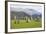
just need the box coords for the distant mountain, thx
[11,9,42,20]
[10,8,41,16]
[32,14,42,19]
[24,9,41,16]
[11,11,31,20]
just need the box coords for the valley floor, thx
[11,19,42,29]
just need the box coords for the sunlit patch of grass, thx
[11,19,42,29]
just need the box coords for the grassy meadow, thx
[11,19,42,29]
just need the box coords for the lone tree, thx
[14,16,16,24]
[26,17,28,23]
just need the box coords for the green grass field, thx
[11,19,42,29]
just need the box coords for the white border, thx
[8,2,44,32]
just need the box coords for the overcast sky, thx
[10,4,42,14]
[10,3,43,15]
